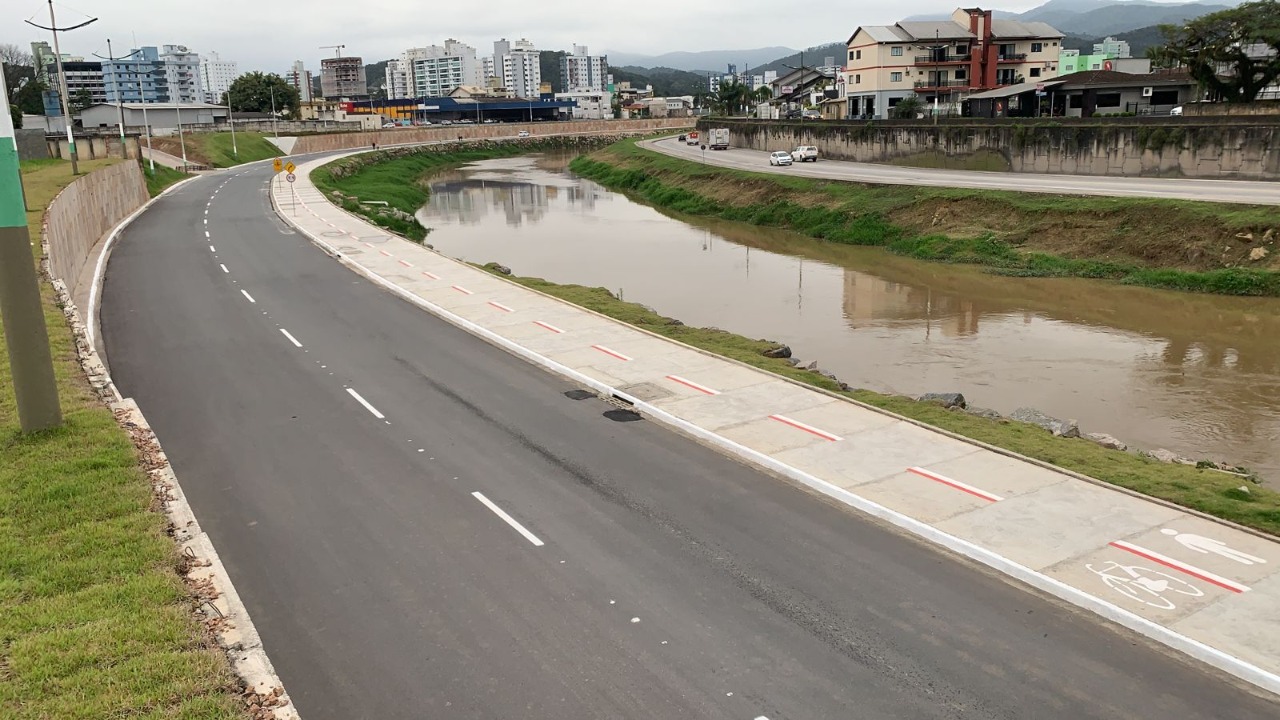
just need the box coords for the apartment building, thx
[200,51,239,104]
[321,56,366,99]
[103,45,203,104]
[491,38,541,99]
[286,61,313,103]
[62,61,107,106]
[560,45,609,92]
[386,41,482,100]
[843,7,1063,118]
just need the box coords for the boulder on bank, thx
[1085,432,1128,451]
[1144,448,1195,465]
[762,344,792,359]
[918,392,967,409]
[1010,407,1081,438]
[964,406,1004,421]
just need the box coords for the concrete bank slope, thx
[642,137,1280,205]
[279,152,1280,697]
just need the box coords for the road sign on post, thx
[286,173,296,183]
[273,157,282,173]
[284,161,296,174]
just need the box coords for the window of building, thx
[849,50,856,61]
[856,50,862,60]
[855,74,861,83]
[955,69,966,80]
[1069,95,1083,108]
[890,72,903,82]
[1151,89,1179,105]
[1031,42,1043,53]
[891,46,903,57]
[1030,68,1041,77]
[1096,92,1121,107]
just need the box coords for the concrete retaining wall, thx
[16,129,49,160]
[700,119,1280,180]
[48,136,141,161]
[291,118,693,154]
[1184,101,1280,117]
[43,161,150,297]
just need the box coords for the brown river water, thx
[417,155,1280,486]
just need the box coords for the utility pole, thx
[175,104,188,169]
[0,72,62,432]
[94,40,139,160]
[26,1,98,175]
[269,85,279,138]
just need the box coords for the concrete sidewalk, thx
[273,151,1280,697]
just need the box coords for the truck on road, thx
[708,128,729,150]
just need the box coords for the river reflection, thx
[418,155,1280,484]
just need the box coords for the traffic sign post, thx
[272,157,282,173]
[284,161,295,174]
[285,173,296,183]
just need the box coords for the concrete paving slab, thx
[774,421,981,489]
[935,482,1184,570]
[659,381,837,432]
[917,451,1070,501]
[855,471,994,524]
[1115,516,1280,588]
[1174,573,1280,672]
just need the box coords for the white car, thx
[791,146,819,162]
[518,130,530,137]
[1170,106,1184,116]
[769,151,793,166]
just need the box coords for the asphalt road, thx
[101,161,1280,719]
[646,137,1280,205]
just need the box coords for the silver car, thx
[769,151,793,166]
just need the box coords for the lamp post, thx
[269,85,279,138]
[0,72,63,431]
[26,0,98,175]
[175,104,188,168]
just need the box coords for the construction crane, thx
[319,44,345,59]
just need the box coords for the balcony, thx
[997,53,1028,62]
[913,79,969,91]
[913,54,971,65]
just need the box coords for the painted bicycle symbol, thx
[1086,561,1204,610]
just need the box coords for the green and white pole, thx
[0,71,63,432]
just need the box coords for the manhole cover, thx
[617,382,673,402]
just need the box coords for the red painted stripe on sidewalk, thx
[379,250,393,257]
[534,321,564,334]
[768,414,842,442]
[398,259,413,267]
[421,271,440,280]
[1110,541,1249,593]
[591,344,632,361]
[362,242,375,248]
[907,466,1003,502]
[665,375,718,395]
[451,285,474,295]
[488,301,514,313]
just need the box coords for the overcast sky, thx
[4,0,1176,71]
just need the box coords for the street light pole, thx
[269,85,279,138]
[175,104,188,168]
[95,40,139,160]
[0,72,63,432]
[26,0,98,175]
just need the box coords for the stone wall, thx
[291,118,693,154]
[48,136,141,161]
[699,119,1280,180]
[43,161,150,297]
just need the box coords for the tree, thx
[2,43,39,118]
[892,95,925,119]
[15,76,47,115]
[70,88,93,113]
[226,71,301,118]
[1153,0,1280,103]
[713,80,751,115]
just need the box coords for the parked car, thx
[802,109,822,120]
[518,130,530,137]
[791,146,819,162]
[769,151,793,166]
[1170,105,1184,116]
[382,122,397,128]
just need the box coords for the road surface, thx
[646,137,1280,205]
[100,159,1280,719]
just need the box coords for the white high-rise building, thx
[387,40,481,99]
[560,44,609,92]
[200,51,239,104]
[492,38,541,98]
[159,44,204,103]
[286,60,313,103]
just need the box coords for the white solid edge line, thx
[275,186,1280,697]
[240,289,255,303]
[279,328,303,348]
[472,491,545,547]
[220,264,229,273]
[345,387,385,419]
[88,175,202,351]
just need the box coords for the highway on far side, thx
[645,136,1280,205]
[99,159,1280,719]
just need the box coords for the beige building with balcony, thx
[842,8,1063,119]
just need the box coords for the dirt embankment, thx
[600,148,1280,274]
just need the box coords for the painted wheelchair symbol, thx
[1086,560,1204,610]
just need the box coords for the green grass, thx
[1,160,246,719]
[476,263,1280,537]
[197,132,281,168]
[142,162,191,197]
[567,139,1280,296]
